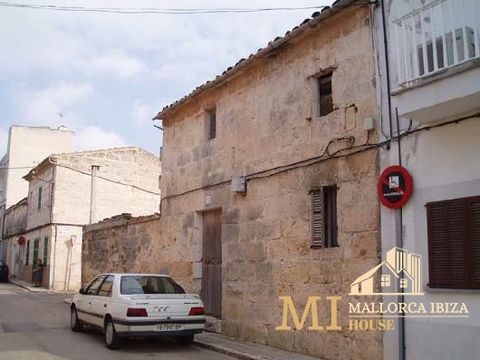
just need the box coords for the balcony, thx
[394,0,480,85]
[392,0,480,124]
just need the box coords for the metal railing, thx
[394,0,480,85]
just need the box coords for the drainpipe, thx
[89,165,100,224]
[380,1,405,359]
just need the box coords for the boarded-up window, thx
[318,73,333,116]
[427,196,480,289]
[310,186,337,248]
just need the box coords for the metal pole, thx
[395,107,405,360]
[89,165,100,224]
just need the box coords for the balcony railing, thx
[394,0,480,85]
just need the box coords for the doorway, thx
[201,209,222,318]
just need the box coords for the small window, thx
[85,275,106,295]
[427,196,480,289]
[381,275,391,287]
[37,186,42,210]
[318,73,333,116]
[310,185,337,248]
[43,237,49,265]
[400,278,408,289]
[98,275,114,297]
[208,109,216,140]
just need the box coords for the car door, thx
[91,275,114,326]
[78,275,106,325]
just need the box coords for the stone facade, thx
[157,5,381,359]
[82,214,161,285]
[6,147,161,291]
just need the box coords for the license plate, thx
[155,323,184,332]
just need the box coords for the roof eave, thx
[153,0,357,121]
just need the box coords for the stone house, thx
[6,147,160,291]
[149,1,381,358]
[374,0,480,359]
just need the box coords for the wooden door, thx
[201,209,222,318]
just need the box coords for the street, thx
[0,282,233,360]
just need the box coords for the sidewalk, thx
[9,278,52,293]
[194,332,321,360]
[9,278,75,304]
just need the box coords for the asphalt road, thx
[0,282,233,360]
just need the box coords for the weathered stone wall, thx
[82,214,161,286]
[152,6,381,360]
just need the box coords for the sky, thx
[0,0,334,156]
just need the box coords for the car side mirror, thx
[79,287,85,295]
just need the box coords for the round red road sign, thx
[18,236,26,246]
[377,165,413,209]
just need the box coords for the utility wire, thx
[0,2,329,14]
[53,163,161,196]
[160,113,480,203]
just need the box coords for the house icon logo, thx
[349,247,423,296]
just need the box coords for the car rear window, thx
[120,276,185,295]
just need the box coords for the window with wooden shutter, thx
[310,186,337,248]
[427,195,480,289]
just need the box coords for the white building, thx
[0,126,74,260]
[3,147,161,291]
[374,0,480,359]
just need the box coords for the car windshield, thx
[120,276,185,295]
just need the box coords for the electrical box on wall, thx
[231,176,246,194]
[363,117,375,131]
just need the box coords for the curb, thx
[194,340,266,360]
[9,279,44,293]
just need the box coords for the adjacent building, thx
[4,147,161,291]
[0,125,74,260]
[374,0,480,359]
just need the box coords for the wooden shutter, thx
[427,196,480,289]
[468,197,480,288]
[310,189,325,248]
[324,186,338,247]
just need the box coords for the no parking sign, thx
[377,165,413,209]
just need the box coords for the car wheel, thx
[176,334,195,345]
[70,306,83,332]
[104,318,121,350]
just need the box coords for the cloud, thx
[129,99,155,128]
[88,49,147,80]
[75,126,127,150]
[18,81,93,128]
[1,0,334,155]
